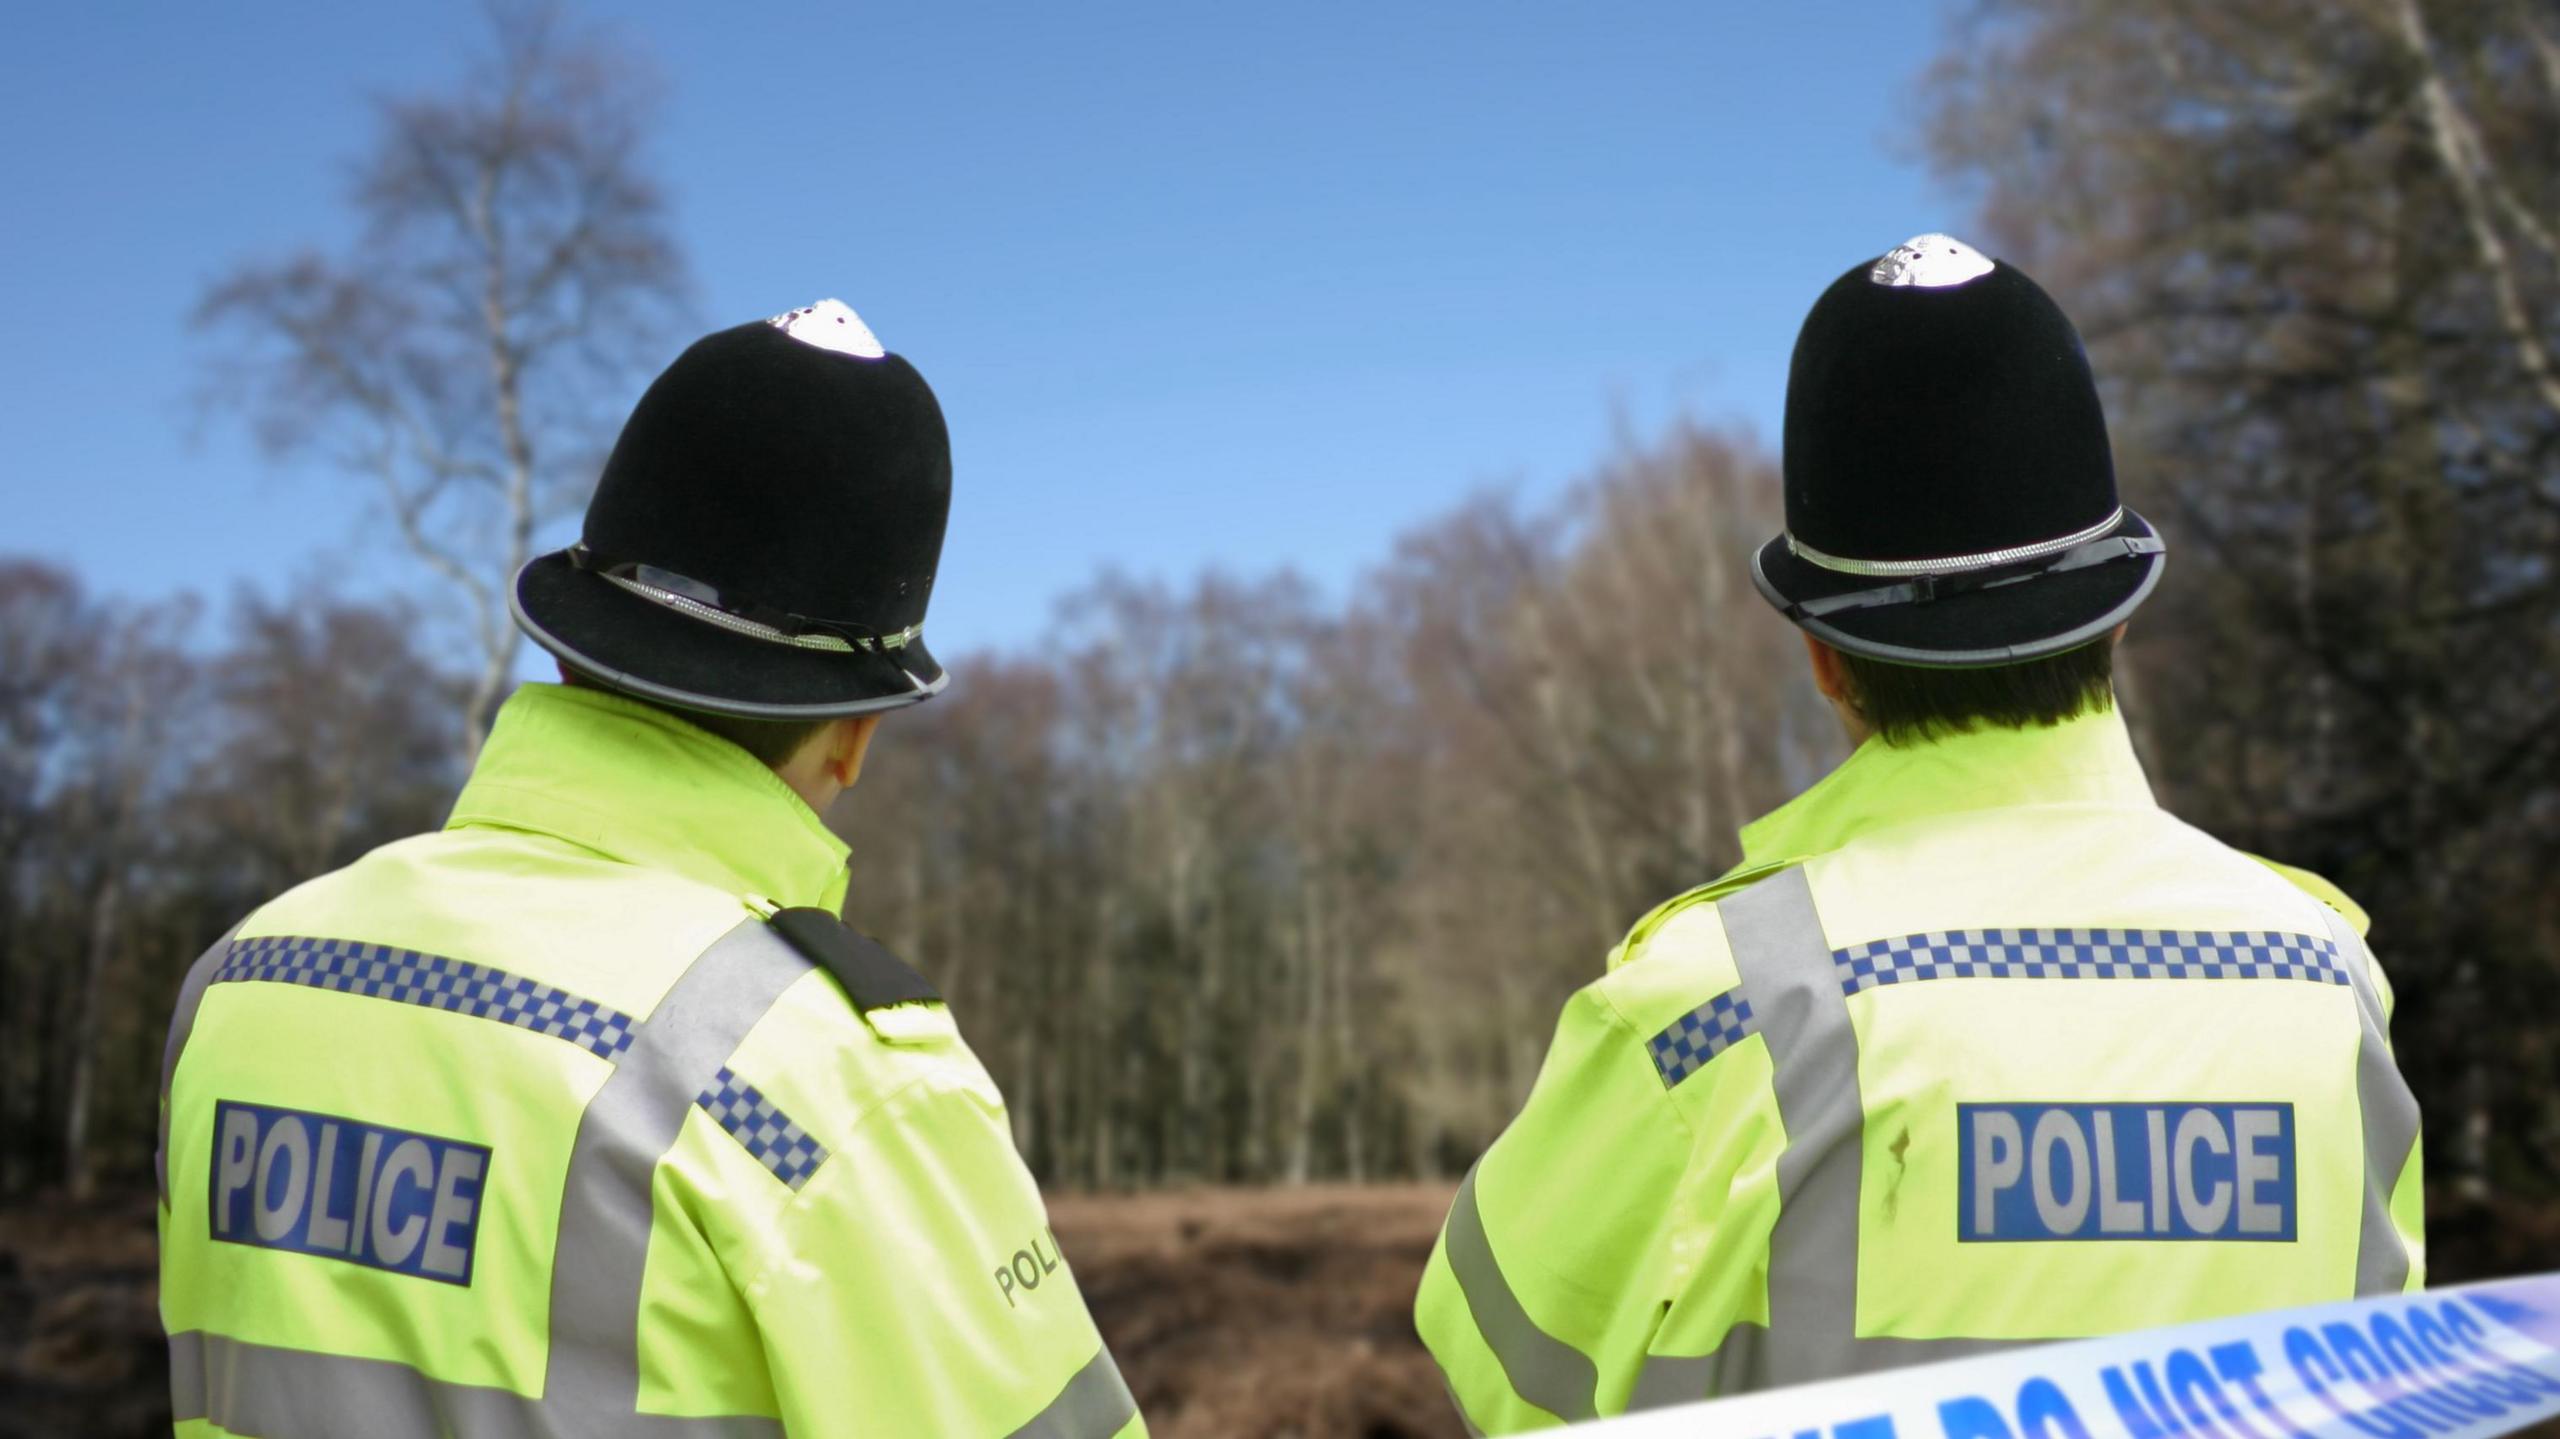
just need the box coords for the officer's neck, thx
[1827,695,1875,748]
[774,760,846,818]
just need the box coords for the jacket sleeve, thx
[1414,982,1712,1434]
[736,1051,1146,1438]
[2369,945,2427,1292]
[2254,855,2422,1288]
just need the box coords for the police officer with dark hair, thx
[1418,236,2422,1433]
[159,301,1146,1437]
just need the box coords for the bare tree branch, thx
[2392,0,2560,418]
[194,1,688,758]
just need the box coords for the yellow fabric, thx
[2246,853,2373,938]
[1420,706,2420,1431]
[446,681,854,913]
[161,682,1138,1436]
[1735,706,2158,872]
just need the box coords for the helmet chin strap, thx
[1782,533,2165,622]
[1785,507,2128,578]
[569,545,922,655]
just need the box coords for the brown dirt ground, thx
[0,1190,167,1438]
[1050,1183,1465,1439]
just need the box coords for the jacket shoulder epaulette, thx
[766,908,943,1012]
[1608,860,1801,971]
[2240,853,2371,939]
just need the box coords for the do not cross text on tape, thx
[1576,1273,2560,1439]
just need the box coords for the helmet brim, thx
[511,549,947,719]
[1751,510,2165,668]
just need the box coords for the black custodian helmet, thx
[512,300,952,717]
[1751,235,2165,667]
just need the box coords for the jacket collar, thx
[1736,705,2158,872]
[447,682,851,912]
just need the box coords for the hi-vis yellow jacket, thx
[1416,707,2424,1434]
[158,682,1144,1438]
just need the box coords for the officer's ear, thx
[821,714,885,788]
[1802,635,1875,745]
[1803,634,1857,709]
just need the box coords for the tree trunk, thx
[63,867,123,1198]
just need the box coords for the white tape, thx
[1579,1275,2560,1438]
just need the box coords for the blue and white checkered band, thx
[1648,989,1758,1089]
[214,935,638,1061]
[696,1067,828,1190]
[1833,928,2349,998]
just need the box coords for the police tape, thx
[1578,1274,2560,1438]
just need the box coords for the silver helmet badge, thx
[1870,234,1995,288]
[766,298,885,358]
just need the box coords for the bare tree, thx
[833,429,1822,1192]
[194,2,688,759]
[0,563,467,1201]
[201,586,468,883]
[0,563,100,1195]
[60,604,196,1198]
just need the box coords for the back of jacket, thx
[159,683,1142,1439]
[1416,708,2423,1433]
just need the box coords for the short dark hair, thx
[558,668,830,767]
[1837,640,2115,747]
[676,707,833,767]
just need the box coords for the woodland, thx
[5,0,2557,1262]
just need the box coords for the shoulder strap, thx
[2242,852,2372,937]
[766,908,942,1012]
[1610,860,1799,971]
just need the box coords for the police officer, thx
[1414,236,2425,1432]
[158,302,1145,1437]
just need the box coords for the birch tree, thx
[194,2,687,758]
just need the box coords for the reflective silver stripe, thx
[1628,1328,2012,1411]
[545,919,814,1414]
[1785,507,2126,577]
[171,1327,539,1438]
[159,925,240,1207]
[1626,1343,1741,1411]
[1005,1344,1142,1439]
[167,1330,779,1438]
[169,1325,203,1419]
[1443,1162,1601,1423]
[1721,867,1876,1389]
[2322,910,2422,1295]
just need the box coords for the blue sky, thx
[1,2,1962,659]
